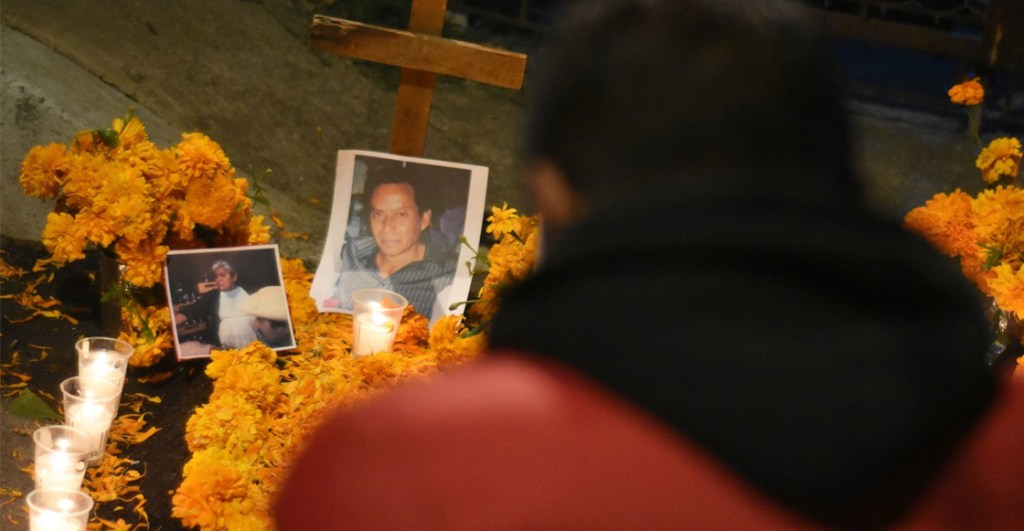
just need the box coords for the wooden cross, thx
[310,0,528,157]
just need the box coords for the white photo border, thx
[310,150,489,324]
[164,243,295,360]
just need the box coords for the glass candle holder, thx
[76,336,133,395]
[60,376,119,464]
[32,425,92,490]
[26,488,93,531]
[351,289,408,357]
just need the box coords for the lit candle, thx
[31,509,80,531]
[79,350,124,390]
[353,303,397,356]
[27,489,92,531]
[65,401,114,458]
[34,450,85,491]
[33,425,91,491]
[76,337,132,396]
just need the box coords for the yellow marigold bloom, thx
[173,448,266,530]
[112,116,148,148]
[486,202,520,239]
[207,342,278,379]
[247,214,272,245]
[73,209,117,249]
[429,315,486,365]
[175,131,230,184]
[280,257,313,284]
[185,393,266,454]
[976,137,1022,185]
[210,363,284,408]
[185,168,244,228]
[948,78,984,106]
[904,190,977,258]
[987,263,1024,320]
[115,237,169,287]
[392,307,429,353]
[59,152,108,210]
[19,143,70,199]
[972,186,1024,271]
[41,212,88,263]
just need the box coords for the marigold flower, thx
[948,78,984,106]
[185,168,245,228]
[904,190,977,258]
[976,137,1022,185]
[19,143,70,199]
[114,237,169,287]
[41,212,88,264]
[987,263,1024,320]
[112,116,148,148]
[247,214,272,244]
[486,202,520,238]
[175,131,230,184]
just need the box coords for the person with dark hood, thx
[275,1,1024,529]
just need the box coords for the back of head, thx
[526,0,857,206]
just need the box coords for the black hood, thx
[489,176,995,528]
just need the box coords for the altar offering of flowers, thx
[905,78,1023,375]
[170,205,539,529]
[18,113,272,366]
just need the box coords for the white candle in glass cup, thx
[353,309,397,356]
[76,337,133,395]
[26,488,93,531]
[60,376,119,463]
[350,289,408,357]
[33,425,91,490]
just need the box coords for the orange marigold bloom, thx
[247,214,272,245]
[115,237,169,287]
[987,263,1024,320]
[904,190,977,258]
[185,168,244,228]
[19,143,70,199]
[976,137,1022,185]
[948,77,984,106]
[175,132,230,184]
[41,212,88,263]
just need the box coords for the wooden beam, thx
[310,14,527,90]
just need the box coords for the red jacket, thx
[274,355,1024,530]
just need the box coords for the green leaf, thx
[8,389,62,421]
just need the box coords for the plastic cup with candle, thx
[351,289,408,357]
[32,425,92,490]
[26,488,93,531]
[60,376,119,464]
[76,336,133,395]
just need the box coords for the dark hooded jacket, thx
[489,174,996,528]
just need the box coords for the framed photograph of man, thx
[310,150,488,324]
[164,244,296,360]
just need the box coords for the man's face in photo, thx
[214,266,238,291]
[369,183,431,259]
